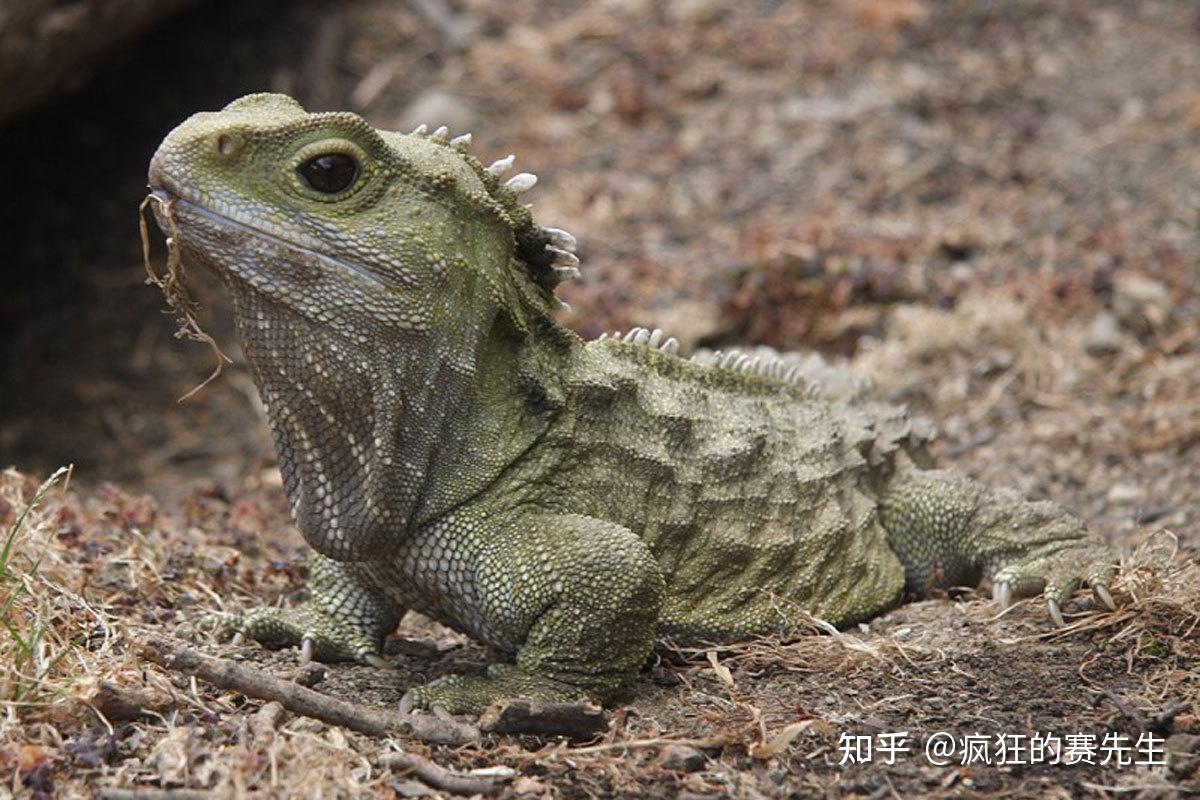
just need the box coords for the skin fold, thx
[147,94,1117,714]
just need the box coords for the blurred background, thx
[0,0,1196,540]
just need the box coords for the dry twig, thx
[382,752,504,796]
[99,790,212,800]
[479,699,609,739]
[139,636,479,745]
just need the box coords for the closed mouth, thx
[146,183,385,289]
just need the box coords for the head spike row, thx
[487,154,515,176]
[505,173,538,194]
[431,125,450,141]
[450,133,472,150]
[411,123,429,135]
[647,329,663,347]
[660,337,680,355]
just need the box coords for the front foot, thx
[204,604,389,668]
[402,664,591,715]
[201,552,403,666]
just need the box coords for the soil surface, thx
[0,1,1197,798]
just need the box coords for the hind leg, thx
[879,470,1116,625]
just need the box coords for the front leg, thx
[210,551,404,667]
[880,469,1117,625]
[407,512,665,714]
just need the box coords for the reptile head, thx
[148,93,579,339]
[147,94,579,559]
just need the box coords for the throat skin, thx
[226,276,576,562]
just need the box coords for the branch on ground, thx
[479,699,609,739]
[138,636,479,745]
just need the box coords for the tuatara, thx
[146,94,1117,713]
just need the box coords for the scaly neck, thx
[230,281,578,560]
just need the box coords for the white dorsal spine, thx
[487,154,515,176]
[545,227,578,252]
[546,246,579,266]
[505,172,538,193]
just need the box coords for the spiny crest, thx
[408,121,581,298]
[690,348,808,384]
[597,327,681,355]
[692,346,879,402]
[597,329,823,395]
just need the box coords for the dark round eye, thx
[297,153,359,194]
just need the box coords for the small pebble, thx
[1106,484,1142,505]
[292,662,327,687]
[1084,312,1124,356]
[659,744,707,772]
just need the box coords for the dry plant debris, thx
[138,194,230,403]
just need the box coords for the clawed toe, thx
[994,578,1115,627]
[1046,597,1064,627]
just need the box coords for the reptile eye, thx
[298,153,359,194]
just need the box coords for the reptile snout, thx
[147,111,250,192]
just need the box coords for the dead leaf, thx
[706,650,735,690]
[749,720,817,759]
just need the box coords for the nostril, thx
[216,134,236,157]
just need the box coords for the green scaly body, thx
[147,94,1117,713]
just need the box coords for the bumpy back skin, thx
[147,95,1117,713]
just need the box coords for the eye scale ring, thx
[297,153,359,194]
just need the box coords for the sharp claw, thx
[300,637,314,664]
[993,581,1012,609]
[364,653,390,669]
[1047,598,1065,628]
[398,691,415,716]
[1094,584,1116,612]
[432,704,452,721]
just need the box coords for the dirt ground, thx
[1,0,1198,797]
